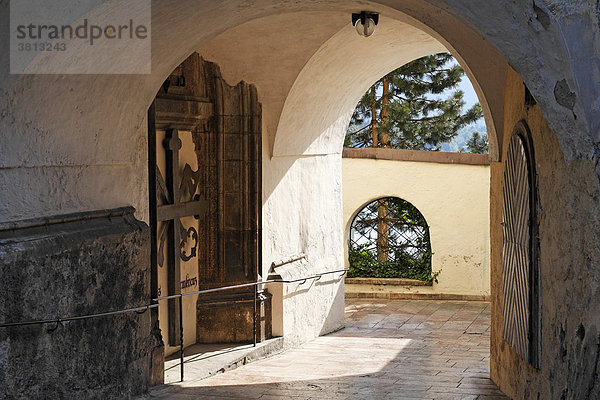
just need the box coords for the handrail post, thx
[179,294,184,382]
[253,282,257,347]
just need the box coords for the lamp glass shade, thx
[355,17,376,37]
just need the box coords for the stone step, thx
[143,337,284,398]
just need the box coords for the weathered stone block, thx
[0,208,162,399]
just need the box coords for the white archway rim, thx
[271,15,496,158]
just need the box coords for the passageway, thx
[146,299,507,399]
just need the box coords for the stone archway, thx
[1,2,599,399]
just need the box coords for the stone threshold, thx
[144,337,284,397]
[345,277,432,286]
[346,292,490,301]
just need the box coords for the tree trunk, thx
[377,199,389,262]
[370,86,378,147]
[377,75,390,262]
[381,74,390,147]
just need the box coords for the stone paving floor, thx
[147,299,509,399]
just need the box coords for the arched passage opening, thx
[143,6,502,393]
[340,51,492,301]
[1,1,597,400]
[137,5,581,397]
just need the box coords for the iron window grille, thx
[349,197,432,281]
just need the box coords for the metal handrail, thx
[270,253,306,269]
[0,267,348,383]
[153,268,347,302]
[0,304,159,329]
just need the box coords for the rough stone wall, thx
[0,208,159,399]
[490,68,600,399]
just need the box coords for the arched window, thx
[502,120,540,368]
[348,197,434,282]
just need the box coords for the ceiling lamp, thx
[352,11,379,37]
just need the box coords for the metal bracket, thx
[351,11,379,26]
[46,318,62,333]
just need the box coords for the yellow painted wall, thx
[343,157,490,297]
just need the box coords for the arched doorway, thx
[144,8,502,391]
[502,121,540,368]
[1,1,595,399]
[147,54,269,361]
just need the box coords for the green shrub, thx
[348,242,439,283]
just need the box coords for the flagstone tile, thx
[145,299,509,400]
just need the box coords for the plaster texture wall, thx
[196,13,455,345]
[0,0,599,397]
[343,155,490,298]
[262,154,345,345]
[490,67,600,400]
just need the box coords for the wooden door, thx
[148,53,266,347]
[502,121,539,366]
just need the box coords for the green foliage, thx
[464,131,488,154]
[349,197,439,283]
[345,52,483,151]
[348,242,439,283]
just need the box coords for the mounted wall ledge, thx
[345,277,432,287]
[0,206,140,232]
[269,257,314,282]
[342,148,490,166]
[0,207,158,398]
[269,253,307,273]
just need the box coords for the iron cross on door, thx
[156,128,208,346]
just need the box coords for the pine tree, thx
[344,52,483,151]
[464,132,489,154]
[344,53,484,265]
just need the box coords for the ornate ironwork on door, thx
[156,131,204,269]
[156,129,208,346]
[502,120,539,367]
[148,53,214,346]
[148,53,268,347]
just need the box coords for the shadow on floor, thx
[163,338,284,384]
[147,299,509,400]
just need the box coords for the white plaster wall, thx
[196,13,454,345]
[262,154,345,345]
[343,158,491,297]
[0,0,598,360]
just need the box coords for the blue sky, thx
[347,56,487,152]
[459,73,480,110]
